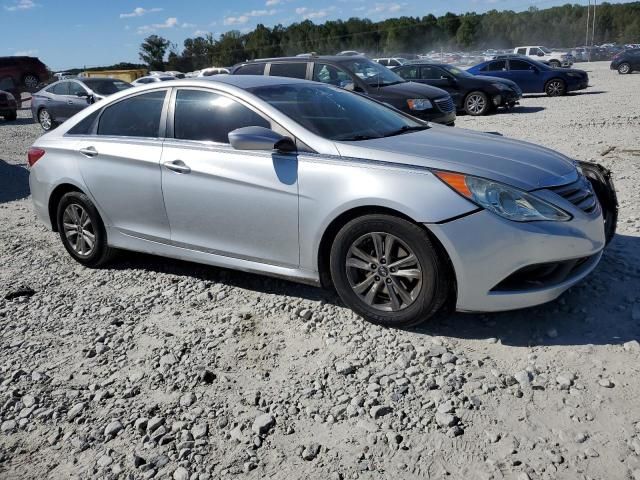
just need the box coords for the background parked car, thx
[31,77,132,131]
[513,46,573,67]
[198,67,230,77]
[394,62,522,115]
[0,56,49,91]
[373,57,408,68]
[610,48,640,74]
[131,75,175,86]
[232,55,456,125]
[0,88,18,121]
[467,57,588,96]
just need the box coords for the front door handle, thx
[79,146,98,157]
[67,100,73,105]
[163,160,191,174]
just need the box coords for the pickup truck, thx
[513,46,573,67]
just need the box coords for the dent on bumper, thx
[427,210,605,312]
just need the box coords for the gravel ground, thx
[1,61,640,480]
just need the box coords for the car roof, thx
[239,55,366,65]
[195,74,311,88]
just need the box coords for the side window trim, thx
[91,88,171,139]
[165,86,284,146]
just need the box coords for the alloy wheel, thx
[547,80,564,96]
[465,94,486,115]
[345,232,423,312]
[619,63,630,74]
[62,203,96,257]
[23,75,39,89]
[39,109,52,130]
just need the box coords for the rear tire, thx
[617,63,631,74]
[56,192,115,267]
[545,78,566,97]
[22,73,39,90]
[464,91,490,116]
[329,214,452,328]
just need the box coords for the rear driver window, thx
[97,90,166,138]
[269,63,307,79]
[174,89,270,143]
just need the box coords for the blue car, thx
[467,57,589,97]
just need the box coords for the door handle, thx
[79,146,98,157]
[67,100,73,105]
[163,160,191,174]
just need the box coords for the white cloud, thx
[181,22,196,28]
[14,49,38,55]
[368,2,404,15]
[193,29,209,36]
[266,0,282,5]
[137,17,179,34]
[120,7,163,18]
[223,8,276,26]
[296,6,334,20]
[4,0,36,11]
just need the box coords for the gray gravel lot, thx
[1,62,640,480]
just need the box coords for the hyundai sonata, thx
[28,75,616,327]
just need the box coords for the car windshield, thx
[441,65,474,78]
[540,47,553,54]
[83,79,132,95]
[249,83,427,141]
[339,58,405,87]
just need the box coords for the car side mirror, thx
[228,126,296,153]
[76,91,90,98]
[537,52,544,57]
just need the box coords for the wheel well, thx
[316,206,457,300]
[48,184,83,232]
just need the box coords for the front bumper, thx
[428,206,605,312]
[409,108,456,126]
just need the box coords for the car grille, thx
[434,96,455,113]
[549,176,598,214]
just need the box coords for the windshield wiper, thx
[384,125,429,137]
[336,134,382,141]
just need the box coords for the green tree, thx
[139,35,170,71]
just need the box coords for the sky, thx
[1,0,635,70]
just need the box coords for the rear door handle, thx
[163,160,191,174]
[67,100,73,105]
[79,146,98,157]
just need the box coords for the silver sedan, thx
[28,75,613,327]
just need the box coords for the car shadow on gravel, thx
[505,106,545,114]
[525,90,606,99]
[414,233,640,347]
[0,118,34,127]
[0,159,30,203]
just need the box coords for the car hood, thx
[375,81,450,99]
[474,75,519,89]
[333,124,578,191]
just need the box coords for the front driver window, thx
[312,63,353,88]
[173,89,270,144]
[68,82,87,96]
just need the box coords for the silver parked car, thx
[27,75,615,327]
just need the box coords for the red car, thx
[0,56,49,91]
[0,89,17,121]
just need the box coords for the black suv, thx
[393,62,522,116]
[231,56,456,125]
[610,49,640,74]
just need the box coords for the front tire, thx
[464,91,490,116]
[329,214,452,328]
[545,78,566,97]
[618,63,631,74]
[38,108,55,131]
[549,60,561,68]
[56,192,114,267]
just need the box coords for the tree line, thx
[138,1,640,71]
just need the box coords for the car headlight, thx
[491,83,510,91]
[434,171,571,222]
[6,92,15,101]
[566,72,582,78]
[407,99,433,111]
